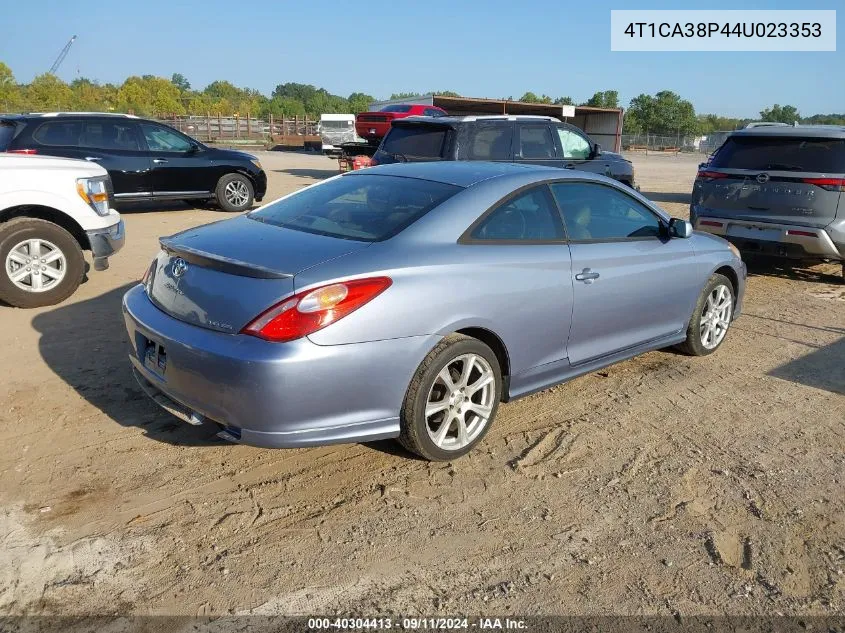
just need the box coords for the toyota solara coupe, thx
[124,162,746,461]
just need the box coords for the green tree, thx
[759,104,800,124]
[584,90,619,109]
[171,73,191,92]
[347,92,374,113]
[554,96,574,106]
[389,92,422,99]
[625,91,697,136]
[0,62,22,111]
[25,73,73,111]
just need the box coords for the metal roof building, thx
[368,94,624,152]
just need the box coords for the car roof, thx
[1,112,140,121]
[730,125,845,139]
[347,161,562,187]
[393,114,561,127]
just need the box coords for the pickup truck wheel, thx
[0,218,84,308]
[215,174,254,212]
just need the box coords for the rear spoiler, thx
[159,237,293,279]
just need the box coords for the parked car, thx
[355,104,447,143]
[371,115,637,189]
[124,162,744,461]
[0,154,124,307]
[318,113,364,158]
[691,125,845,280]
[0,113,267,212]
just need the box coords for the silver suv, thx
[690,125,845,281]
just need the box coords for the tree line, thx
[2,63,842,134]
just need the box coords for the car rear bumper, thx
[86,218,125,271]
[694,217,843,261]
[122,284,440,448]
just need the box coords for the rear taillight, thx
[7,149,37,154]
[801,177,845,192]
[242,277,392,343]
[696,170,729,180]
[786,229,817,238]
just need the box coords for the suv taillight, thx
[696,170,729,180]
[802,177,845,192]
[7,149,37,154]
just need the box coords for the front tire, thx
[0,218,84,308]
[676,273,735,356]
[215,173,254,212]
[399,334,502,461]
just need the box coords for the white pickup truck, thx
[0,154,124,307]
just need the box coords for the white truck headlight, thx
[76,176,111,216]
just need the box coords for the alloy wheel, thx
[5,238,67,293]
[699,284,732,349]
[425,353,496,452]
[224,180,250,207]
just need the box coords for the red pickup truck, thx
[355,104,447,143]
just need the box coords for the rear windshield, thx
[380,105,413,113]
[0,122,16,151]
[711,136,845,173]
[248,174,461,242]
[381,125,450,159]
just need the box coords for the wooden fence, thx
[156,114,320,147]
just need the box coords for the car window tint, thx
[424,108,443,117]
[463,125,512,160]
[557,129,591,160]
[141,123,192,152]
[33,121,82,146]
[0,123,16,151]
[249,174,461,242]
[381,125,448,159]
[709,136,845,172]
[381,105,413,113]
[471,186,564,241]
[550,182,661,241]
[81,121,140,151]
[517,125,555,159]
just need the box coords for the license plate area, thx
[142,336,167,376]
[727,224,781,242]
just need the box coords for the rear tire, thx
[676,273,735,356]
[215,173,254,212]
[399,334,502,461]
[0,218,84,308]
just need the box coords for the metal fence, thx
[156,115,319,144]
[621,131,738,155]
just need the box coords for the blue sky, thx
[1,0,841,117]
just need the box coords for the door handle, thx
[152,159,168,164]
[84,156,102,161]
[564,163,575,169]
[575,268,600,283]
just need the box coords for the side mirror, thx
[669,217,693,238]
[186,143,201,154]
[592,143,602,157]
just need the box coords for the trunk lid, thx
[147,215,370,333]
[692,134,845,228]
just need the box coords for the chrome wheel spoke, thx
[425,399,450,418]
[433,416,453,446]
[467,402,492,419]
[43,250,63,265]
[467,370,493,395]
[456,417,469,446]
[10,267,30,282]
[438,366,457,391]
[7,251,27,266]
[6,238,65,293]
[30,272,43,291]
[457,354,476,388]
[28,239,42,258]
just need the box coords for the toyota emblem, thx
[756,173,770,184]
[172,258,188,278]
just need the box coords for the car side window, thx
[141,123,193,152]
[32,121,82,146]
[463,124,512,161]
[517,125,555,159]
[469,186,565,242]
[557,128,592,160]
[424,108,443,117]
[550,182,662,241]
[81,121,141,151]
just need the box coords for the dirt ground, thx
[0,151,843,618]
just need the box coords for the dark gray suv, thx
[371,115,636,189]
[691,125,845,280]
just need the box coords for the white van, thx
[318,114,363,157]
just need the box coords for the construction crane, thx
[49,35,77,75]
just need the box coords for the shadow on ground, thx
[31,284,221,446]
[745,257,843,284]
[640,191,692,205]
[768,336,845,395]
[274,168,338,180]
